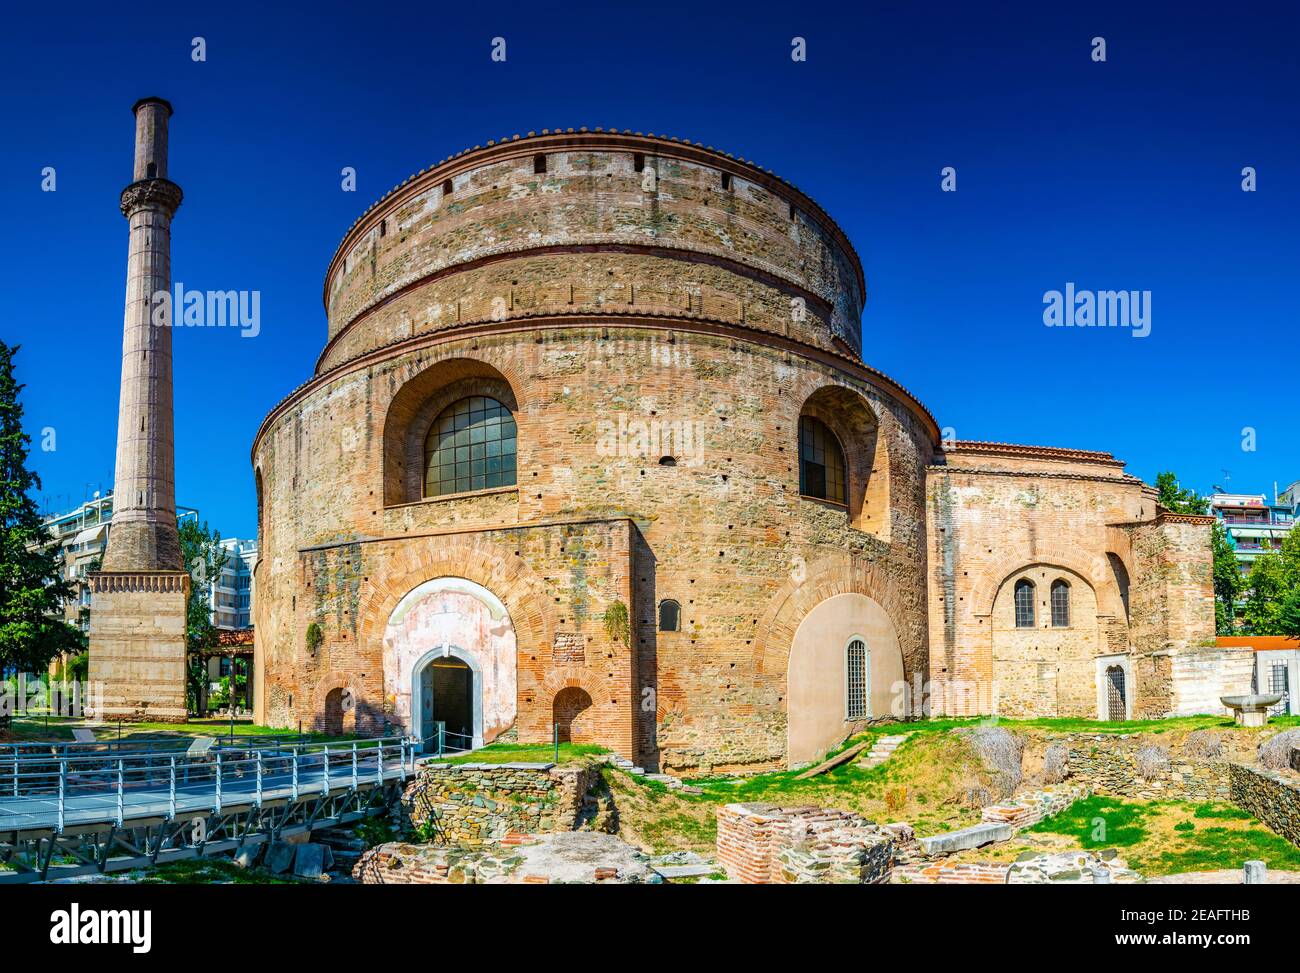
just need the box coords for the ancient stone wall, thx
[1229,763,1300,848]
[925,443,1217,720]
[1062,735,1232,802]
[86,573,189,722]
[403,761,598,845]
[255,324,934,772]
[322,134,865,354]
[716,802,904,884]
[925,443,1150,717]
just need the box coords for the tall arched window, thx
[1050,579,1070,628]
[424,396,517,497]
[1014,579,1035,628]
[799,416,846,504]
[845,638,868,720]
[658,599,680,632]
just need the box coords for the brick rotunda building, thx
[252,129,1237,774]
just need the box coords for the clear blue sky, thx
[3,1,1297,538]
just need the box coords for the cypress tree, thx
[0,342,83,681]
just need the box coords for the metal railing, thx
[419,723,474,757]
[0,733,318,765]
[2,735,417,831]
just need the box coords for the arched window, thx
[1050,579,1070,628]
[1014,579,1035,628]
[799,415,846,504]
[658,599,680,632]
[845,638,868,720]
[424,396,517,497]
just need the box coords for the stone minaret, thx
[88,98,189,723]
[102,97,183,572]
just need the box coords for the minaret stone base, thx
[87,572,190,722]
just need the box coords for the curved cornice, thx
[322,129,867,312]
[314,241,840,375]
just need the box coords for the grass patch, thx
[1020,794,1300,876]
[441,742,608,765]
[604,769,717,854]
[1193,802,1255,821]
[1025,795,1154,848]
[139,859,299,885]
[612,730,1005,853]
[4,716,314,744]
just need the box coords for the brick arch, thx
[378,353,531,506]
[752,552,912,686]
[787,376,892,539]
[356,535,556,703]
[539,669,613,709]
[968,543,1125,621]
[310,669,362,733]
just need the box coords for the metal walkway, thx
[0,736,417,883]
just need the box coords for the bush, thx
[884,785,907,815]
[1042,744,1069,784]
[1182,731,1224,760]
[956,726,1024,800]
[1258,728,1300,771]
[1134,745,1170,780]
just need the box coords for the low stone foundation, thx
[1062,736,1231,802]
[892,861,1010,884]
[980,785,1088,830]
[404,761,603,844]
[716,803,905,884]
[353,832,657,884]
[1229,763,1300,848]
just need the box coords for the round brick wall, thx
[253,132,939,772]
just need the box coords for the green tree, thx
[179,518,228,716]
[0,342,83,681]
[1211,521,1246,635]
[1241,528,1300,635]
[1278,587,1300,640]
[1155,471,1210,515]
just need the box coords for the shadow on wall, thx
[316,690,387,738]
[633,530,660,772]
[554,687,594,743]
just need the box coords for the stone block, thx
[265,841,296,874]
[917,822,1013,856]
[294,843,329,879]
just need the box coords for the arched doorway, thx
[383,577,518,753]
[553,687,593,743]
[1106,665,1127,722]
[414,649,478,752]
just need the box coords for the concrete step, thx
[856,733,911,769]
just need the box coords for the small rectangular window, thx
[442,178,453,197]
[633,153,645,173]
[788,202,796,220]
[721,172,732,191]
[845,639,868,720]
[533,154,547,175]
